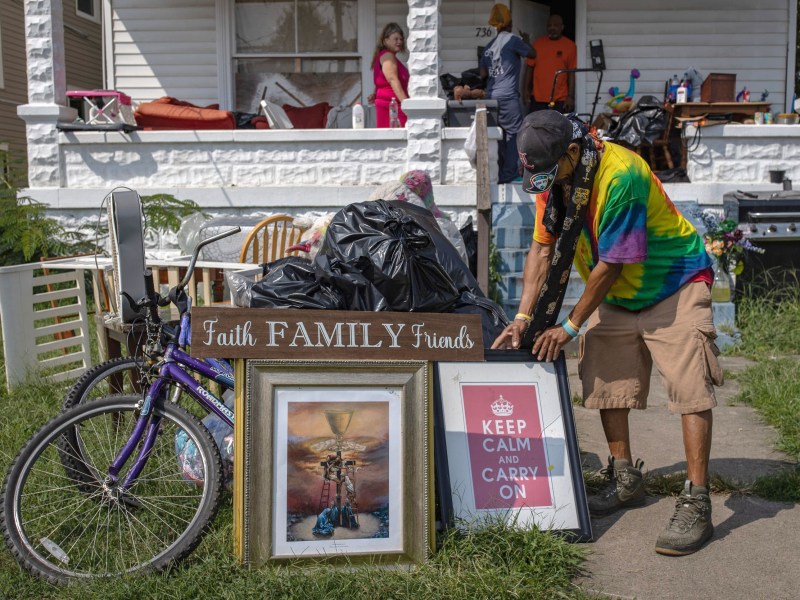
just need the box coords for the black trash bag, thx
[440,73,460,96]
[459,216,478,278]
[460,68,485,90]
[450,291,510,346]
[246,256,345,310]
[320,200,484,312]
[313,253,391,312]
[608,96,668,148]
[258,255,310,277]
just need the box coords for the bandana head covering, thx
[488,4,511,30]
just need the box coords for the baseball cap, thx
[517,110,575,194]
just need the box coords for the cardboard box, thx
[700,73,736,103]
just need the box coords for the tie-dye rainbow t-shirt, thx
[533,142,711,311]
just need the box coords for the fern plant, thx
[0,150,95,265]
[141,193,207,234]
[91,193,206,242]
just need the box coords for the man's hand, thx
[491,319,528,350]
[531,324,572,362]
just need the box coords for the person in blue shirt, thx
[479,4,536,184]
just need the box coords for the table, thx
[671,101,771,120]
[672,101,772,169]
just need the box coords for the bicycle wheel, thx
[2,395,223,583]
[62,357,148,411]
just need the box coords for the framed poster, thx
[237,360,433,566]
[434,350,592,541]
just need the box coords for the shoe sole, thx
[589,495,647,517]
[654,527,713,556]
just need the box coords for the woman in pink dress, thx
[371,23,409,128]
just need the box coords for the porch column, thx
[403,0,446,183]
[17,0,76,188]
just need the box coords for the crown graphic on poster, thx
[490,395,513,417]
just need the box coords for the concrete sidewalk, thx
[567,356,800,600]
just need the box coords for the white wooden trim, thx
[102,0,114,89]
[75,0,101,23]
[787,0,797,113]
[575,0,587,118]
[360,0,377,105]
[216,0,233,109]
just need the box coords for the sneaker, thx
[588,456,646,516]
[655,480,713,556]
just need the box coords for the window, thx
[76,0,98,21]
[233,0,360,113]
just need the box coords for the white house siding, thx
[439,0,495,77]
[112,0,218,105]
[583,0,790,115]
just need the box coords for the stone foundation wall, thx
[687,124,800,184]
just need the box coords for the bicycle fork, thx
[105,361,232,493]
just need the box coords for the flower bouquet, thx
[699,210,764,275]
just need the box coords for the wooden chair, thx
[637,103,675,171]
[238,215,306,264]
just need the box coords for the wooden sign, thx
[190,307,484,361]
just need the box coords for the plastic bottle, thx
[682,72,693,102]
[352,102,364,129]
[676,80,688,104]
[389,98,400,128]
[667,74,680,103]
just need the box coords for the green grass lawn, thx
[2,287,799,598]
[0,325,590,600]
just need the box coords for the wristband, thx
[566,315,580,332]
[561,317,579,338]
[514,312,532,323]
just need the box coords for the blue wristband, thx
[561,318,579,338]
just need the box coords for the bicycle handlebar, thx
[178,227,241,291]
[130,227,242,315]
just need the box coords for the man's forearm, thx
[568,260,622,326]
[517,241,553,315]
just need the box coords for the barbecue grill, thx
[722,189,800,296]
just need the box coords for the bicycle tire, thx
[62,356,149,412]
[2,395,223,584]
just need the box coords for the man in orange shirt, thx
[522,14,577,113]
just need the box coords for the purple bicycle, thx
[1,229,239,583]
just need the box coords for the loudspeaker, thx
[108,190,148,323]
[589,39,605,70]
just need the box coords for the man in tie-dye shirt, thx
[492,110,721,556]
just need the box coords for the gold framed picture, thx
[236,360,433,566]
